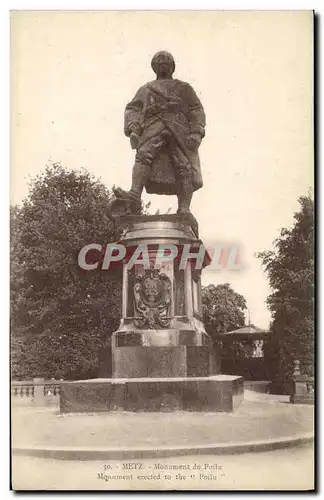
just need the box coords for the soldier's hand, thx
[130,131,140,150]
[186,133,201,151]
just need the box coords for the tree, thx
[202,283,248,358]
[202,283,247,335]
[257,195,314,393]
[11,163,123,380]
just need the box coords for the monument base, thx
[113,345,215,378]
[63,215,244,415]
[60,375,244,413]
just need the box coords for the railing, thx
[11,378,62,406]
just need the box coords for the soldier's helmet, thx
[151,51,175,75]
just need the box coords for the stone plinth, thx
[290,376,314,405]
[61,214,243,414]
[110,214,215,379]
[60,375,244,413]
[113,345,212,378]
[290,360,314,405]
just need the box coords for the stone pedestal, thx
[60,375,244,413]
[290,360,314,405]
[111,214,214,379]
[60,214,243,413]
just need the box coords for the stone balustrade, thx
[11,378,61,406]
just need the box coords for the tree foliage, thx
[202,283,247,335]
[202,283,249,357]
[11,163,123,380]
[257,195,314,393]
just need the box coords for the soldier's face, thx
[154,57,173,78]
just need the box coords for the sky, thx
[10,10,314,328]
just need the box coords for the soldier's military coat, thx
[124,78,206,195]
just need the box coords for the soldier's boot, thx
[113,161,150,215]
[177,175,193,215]
[114,163,151,202]
[129,161,151,201]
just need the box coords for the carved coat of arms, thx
[134,268,172,329]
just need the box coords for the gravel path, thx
[12,400,314,449]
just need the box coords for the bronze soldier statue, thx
[112,51,206,216]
